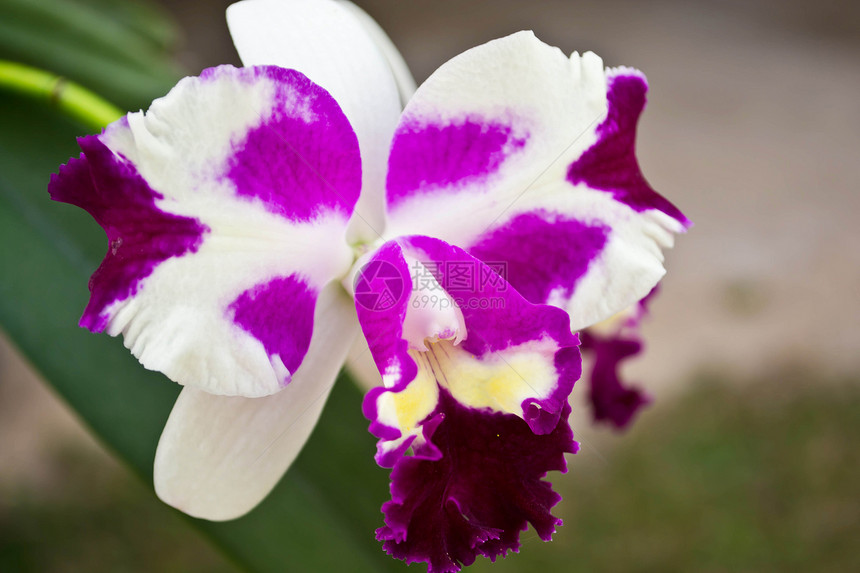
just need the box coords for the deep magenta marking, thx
[49,135,208,332]
[468,211,608,307]
[386,117,527,207]
[228,275,316,382]
[377,390,577,573]
[224,66,361,222]
[567,73,691,227]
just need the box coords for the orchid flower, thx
[48,0,689,571]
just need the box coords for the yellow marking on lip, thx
[381,337,560,437]
[421,339,557,417]
[380,352,438,433]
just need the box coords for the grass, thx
[2,371,859,572]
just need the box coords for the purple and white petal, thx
[227,0,403,243]
[154,284,358,520]
[357,236,581,465]
[354,237,580,569]
[352,241,426,462]
[50,65,361,397]
[383,32,689,330]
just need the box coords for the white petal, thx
[401,257,466,350]
[334,1,417,105]
[153,284,359,521]
[344,335,383,392]
[227,0,403,242]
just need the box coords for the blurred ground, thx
[1,0,859,571]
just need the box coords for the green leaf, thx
[0,0,181,110]
[0,2,407,570]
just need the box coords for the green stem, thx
[0,60,123,131]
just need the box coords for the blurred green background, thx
[1,0,858,571]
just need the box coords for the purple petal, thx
[580,288,658,429]
[579,331,650,429]
[378,389,577,573]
